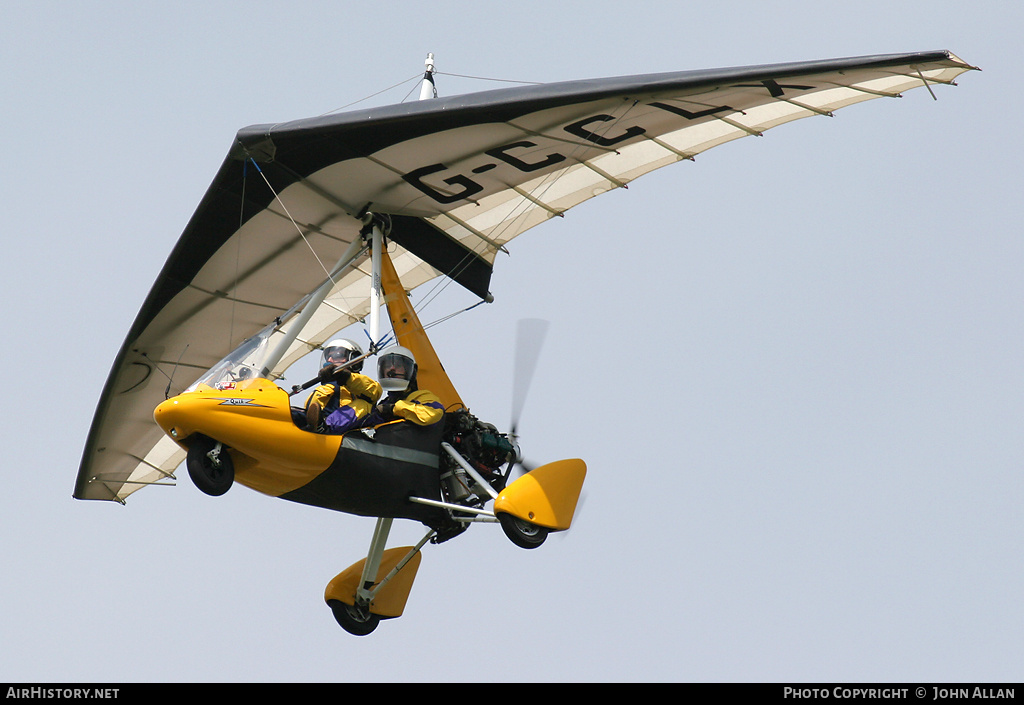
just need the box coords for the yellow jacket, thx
[391,389,445,426]
[365,388,445,428]
[305,372,382,433]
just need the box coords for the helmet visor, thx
[378,352,413,381]
[324,346,355,365]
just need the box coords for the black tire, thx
[498,512,549,549]
[186,435,234,496]
[328,600,380,636]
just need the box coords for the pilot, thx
[362,346,444,427]
[305,339,382,434]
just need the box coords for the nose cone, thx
[154,395,195,441]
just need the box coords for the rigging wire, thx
[244,156,380,363]
[389,68,545,314]
[409,99,643,315]
[245,65,586,354]
[401,77,428,103]
[305,63,557,320]
[262,69,633,336]
[435,71,543,86]
[410,245,490,315]
[229,159,248,351]
[421,299,488,331]
[495,98,642,244]
[316,74,422,116]
[247,158,338,287]
[316,69,541,117]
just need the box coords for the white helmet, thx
[378,346,417,392]
[321,339,364,372]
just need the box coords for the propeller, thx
[506,317,587,538]
[508,318,549,476]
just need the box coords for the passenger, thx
[305,339,382,433]
[362,346,444,427]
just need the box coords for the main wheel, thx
[498,513,549,549]
[328,600,380,636]
[186,435,234,496]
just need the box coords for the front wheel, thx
[186,435,234,496]
[498,513,549,549]
[328,600,380,636]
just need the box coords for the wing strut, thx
[259,236,369,378]
[367,217,384,349]
[354,519,436,608]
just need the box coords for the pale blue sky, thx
[2,0,1021,683]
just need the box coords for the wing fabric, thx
[75,50,976,502]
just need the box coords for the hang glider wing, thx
[75,50,976,502]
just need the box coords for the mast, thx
[419,53,437,100]
[366,53,437,349]
[263,54,439,378]
[368,219,384,348]
[357,53,439,595]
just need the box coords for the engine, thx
[440,409,518,505]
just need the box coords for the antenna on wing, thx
[419,53,437,100]
[160,344,189,400]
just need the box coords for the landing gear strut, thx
[328,599,381,636]
[498,513,548,549]
[186,435,234,496]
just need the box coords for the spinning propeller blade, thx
[510,318,549,440]
[508,319,549,476]
[507,318,587,533]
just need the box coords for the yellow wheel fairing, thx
[154,381,341,497]
[493,459,587,531]
[324,547,423,618]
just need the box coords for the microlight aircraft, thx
[75,51,977,635]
